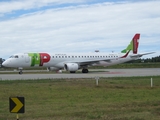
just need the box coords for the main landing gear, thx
[70,71,76,73]
[69,69,89,73]
[82,68,89,73]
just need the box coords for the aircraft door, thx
[40,54,43,66]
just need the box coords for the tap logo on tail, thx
[121,33,140,54]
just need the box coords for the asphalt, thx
[0,68,160,80]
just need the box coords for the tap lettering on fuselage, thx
[28,53,51,66]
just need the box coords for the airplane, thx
[2,33,155,74]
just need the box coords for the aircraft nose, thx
[2,61,9,67]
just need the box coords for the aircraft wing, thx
[74,50,131,66]
[77,59,112,66]
[130,52,155,58]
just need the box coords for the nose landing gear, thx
[18,68,23,75]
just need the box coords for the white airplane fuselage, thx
[3,52,137,69]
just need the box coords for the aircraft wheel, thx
[70,71,76,73]
[19,70,23,75]
[82,69,88,73]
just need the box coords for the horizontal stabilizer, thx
[130,52,155,58]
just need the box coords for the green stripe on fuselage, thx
[28,53,40,66]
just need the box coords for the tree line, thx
[0,58,5,67]
[126,56,160,63]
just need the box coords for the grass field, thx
[0,76,160,120]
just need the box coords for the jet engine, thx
[64,63,79,72]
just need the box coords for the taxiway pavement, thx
[0,68,160,80]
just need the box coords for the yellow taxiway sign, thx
[9,97,25,113]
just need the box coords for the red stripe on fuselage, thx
[121,50,131,58]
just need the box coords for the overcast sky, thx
[0,0,160,59]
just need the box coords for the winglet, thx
[121,33,140,54]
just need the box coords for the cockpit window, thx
[15,55,18,58]
[10,55,19,58]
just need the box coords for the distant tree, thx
[0,58,5,67]
[150,56,160,62]
[125,55,160,63]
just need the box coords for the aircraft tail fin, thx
[121,33,140,54]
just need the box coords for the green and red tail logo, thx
[121,34,140,54]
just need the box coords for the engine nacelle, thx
[47,67,59,71]
[64,63,79,72]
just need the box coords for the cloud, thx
[0,0,160,59]
[0,0,86,14]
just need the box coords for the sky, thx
[0,0,160,59]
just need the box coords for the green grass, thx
[0,76,160,120]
